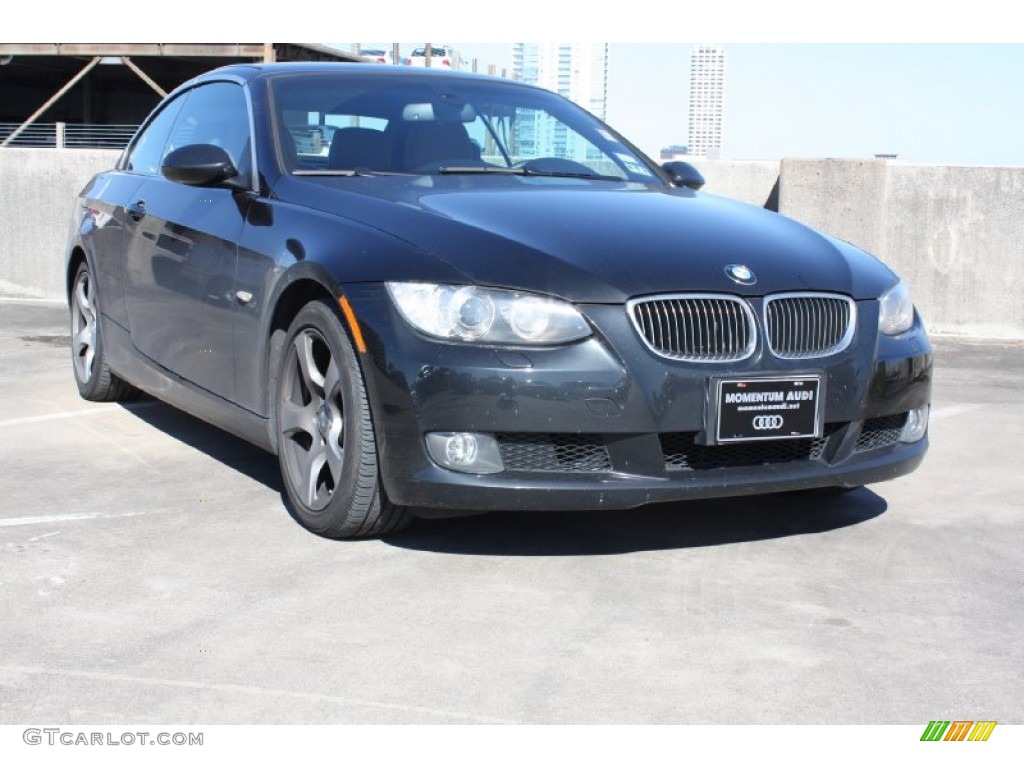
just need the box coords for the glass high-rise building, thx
[688,45,725,158]
[511,43,609,160]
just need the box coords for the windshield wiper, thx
[292,168,410,177]
[524,169,624,181]
[437,165,623,181]
[437,166,528,175]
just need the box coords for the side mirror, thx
[162,144,241,187]
[661,161,705,191]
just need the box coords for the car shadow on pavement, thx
[118,400,283,492]
[386,489,888,556]
[116,400,887,555]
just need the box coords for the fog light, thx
[425,432,504,474]
[899,405,929,443]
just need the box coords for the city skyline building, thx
[687,44,725,158]
[512,43,609,119]
[511,43,609,161]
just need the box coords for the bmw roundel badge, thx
[725,264,757,285]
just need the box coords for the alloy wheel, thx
[71,270,97,382]
[278,328,346,511]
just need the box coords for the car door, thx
[85,94,187,331]
[122,81,253,400]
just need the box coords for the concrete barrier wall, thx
[0,148,120,300]
[0,150,1021,336]
[689,159,780,208]
[779,159,1024,337]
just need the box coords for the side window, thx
[124,95,187,175]
[164,82,253,184]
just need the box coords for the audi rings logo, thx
[752,415,784,430]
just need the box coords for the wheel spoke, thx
[322,355,346,484]
[75,276,94,316]
[293,332,325,399]
[279,399,317,437]
[323,357,341,401]
[83,346,95,379]
[325,434,344,484]
[73,326,92,355]
[299,442,328,507]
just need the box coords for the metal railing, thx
[0,122,137,149]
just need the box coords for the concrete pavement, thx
[0,299,1021,724]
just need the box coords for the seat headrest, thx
[328,127,392,171]
[401,122,473,171]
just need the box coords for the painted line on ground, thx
[0,401,154,428]
[0,406,119,428]
[0,665,516,724]
[0,297,64,305]
[0,511,156,528]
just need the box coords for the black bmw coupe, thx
[65,63,931,538]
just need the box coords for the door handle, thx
[127,200,146,220]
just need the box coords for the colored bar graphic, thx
[968,721,997,741]
[944,721,973,741]
[921,721,950,741]
[920,720,996,742]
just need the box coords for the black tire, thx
[275,298,411,539]
[70,261,137,402]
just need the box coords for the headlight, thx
[878,281,915,335]
[386,282,592,345]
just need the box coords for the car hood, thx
[278,175,897,303]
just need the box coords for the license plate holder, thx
[714,376,822,443]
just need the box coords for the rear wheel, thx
[275,299,411,539]
[70,261,136,401]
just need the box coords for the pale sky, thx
[394,43,1024,166]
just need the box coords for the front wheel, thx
[275,299,410,539]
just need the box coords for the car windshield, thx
[270,73,659,182]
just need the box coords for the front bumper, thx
[344,285,933,512]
